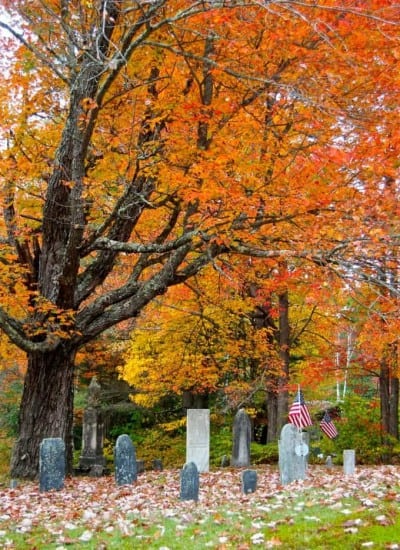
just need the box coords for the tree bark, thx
[10,346,75,479]
[379,350,399,439]
[266,391,278,442]
[387,340,399,440]
[276,290,290,434]
[266,290,290,440]
[389,376,399,439]
[379,343,399,441]
[182,390,209,409]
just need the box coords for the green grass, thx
[2,486,400,549]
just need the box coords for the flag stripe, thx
[288,389,313,429]
[320,412,338,439]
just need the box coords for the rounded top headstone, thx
[116,433,134,451]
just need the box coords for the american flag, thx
[288,388,313,429]
[320,411,338,439]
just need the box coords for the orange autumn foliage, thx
[0,0,400,474]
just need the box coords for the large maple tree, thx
[0,0,399,478]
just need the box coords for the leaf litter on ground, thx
[0,465,400,548]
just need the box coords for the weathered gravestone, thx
[278,423,309,485]
[231,408,251,467]
[39,438,65,492]
[180,461,199,501]
[114,434,137,486]
[343,449,355,475]
[78,376,106,476]
[241,469,257,494]
[186,409,210,473]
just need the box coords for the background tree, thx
[120,253,346,436]
[0,0,399,479]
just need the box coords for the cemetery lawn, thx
[1,466,400,549]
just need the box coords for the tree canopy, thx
[0,0,399,477]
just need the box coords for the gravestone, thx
[114,434,137,486]
[325,455,333,469]
[180,462,199,501]
[153,459,163,471]
[343,449,355,475]
[278,423,309,485]
[241,469,257,494]
[221,455,230,467]
[39,438,65,492]
[186,409,210,472]
[136,460,145,474]
[231,408,251,467]
[90,464,104,477]
[78,376,106,475]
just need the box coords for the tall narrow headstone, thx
[39,438,65,492]
[278,423,309,485]
[241,469,257,494]
[186,409,210,472]
[180,462,199,501]
[231,408,251,467]
[78,377,106,475]
[114,434,137,486]
[343,449,355,475]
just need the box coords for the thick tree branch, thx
[0,307,60,354]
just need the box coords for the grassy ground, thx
[1,466,400,549]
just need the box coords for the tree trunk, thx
[182,390,209,409]
[265,290,291,441]
[276,290,290,435]
[10,347,75,480]
[266,391,278,442]
[379,343,399,441]
[389,376,399,439]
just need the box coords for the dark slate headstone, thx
[114,434,137,486]
[136,460,145,474]
[180,462,199,501]
[241,469,257,494]
[39,438,65,492]
[153,459,163,471]
[231,408,251,467]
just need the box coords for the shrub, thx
[0,368,23,437]
[251,441,279,464]
[0,433,12,481]
[317,394,396,464]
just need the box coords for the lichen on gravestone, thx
[114,434,137,486]
[39,438,65,492]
